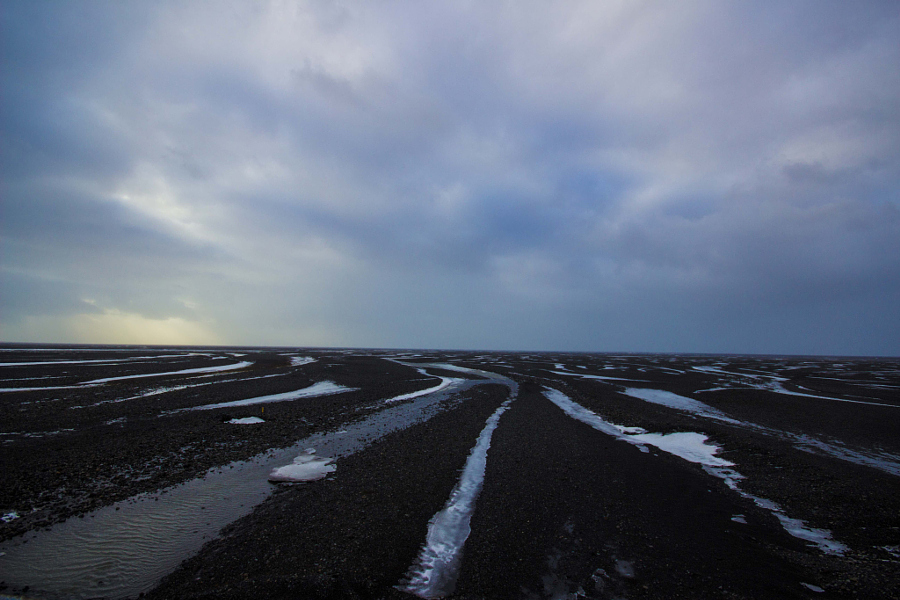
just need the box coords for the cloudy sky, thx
[2,1,898,355]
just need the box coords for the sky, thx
[2,1,899,355]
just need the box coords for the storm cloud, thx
[2,1,898,354]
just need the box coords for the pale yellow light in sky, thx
[2,310,221,346]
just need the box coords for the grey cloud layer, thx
[2,1,898,353]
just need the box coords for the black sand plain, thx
[0,345,898,599]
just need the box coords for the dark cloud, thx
[1,1,898,354]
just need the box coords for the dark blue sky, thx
[2,1,899,355]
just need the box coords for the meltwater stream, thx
[0,372,495,600]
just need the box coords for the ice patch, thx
[0,353,195,367]
[385,371,462,403]
[544,388,848,556]
[621,389,900,477]
[621,388,741,424]
[755,381,892,407]
[228,417,265,424]
[693,365,772,380]
[185,381,356,411]
[542,388,632,440]
[702,463,848,555]
[401,396,514,598]
[785,434,900,478]
[1,511,19,523]
[731,514,747,524]
[0,384,93,393]
[82,361,253,384]
[289,356,315,367]
[551,370,647,382]
[626,431,734,467]
[268,449,335,482]
[546,388,733,469]
[801,582,825,593]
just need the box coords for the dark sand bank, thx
[0,347,898,598]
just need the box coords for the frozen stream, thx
[0,369,504,600]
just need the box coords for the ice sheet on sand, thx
[0,353,195,367]
[625,431,735,467]
[268,449,335,482]
[401,397,514,598]
[544,388,848,555]
[82,361,253,384]
[92,373,289,406]
[704,462,849,555]
[750,381,893,408]
[551,370,647,382]
[692,365,780,380]
[621,389,900,476]
[544,388,732,468]
[228,417,265,424]
[187,381,356,411]
[384,370,462,403]
[0,384,94,393]
[621,388,742,424]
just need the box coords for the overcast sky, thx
[2,1,898,355]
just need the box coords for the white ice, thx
[228,417,265,424]
[544,388,732,468]
[751,381,893,408]
[619,388,900,476]
[86,373,289,406]
[384,370,462,404]
[625,431,735,467]
[544,388,848,556]
[621,388,742,424]
[82,361,253,384]
[268,449,336,482]
[0,384,95,393]
[693,367,890,407]
[289,356,316,366]
[186,381,356,411]
[402,397,514,598]
[550,370,647,382]
[0,353,196,367]
[692,365,778,380]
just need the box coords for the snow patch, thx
[1,511,19,523]
[228,417,265,424]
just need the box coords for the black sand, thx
[0,346,898,599]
